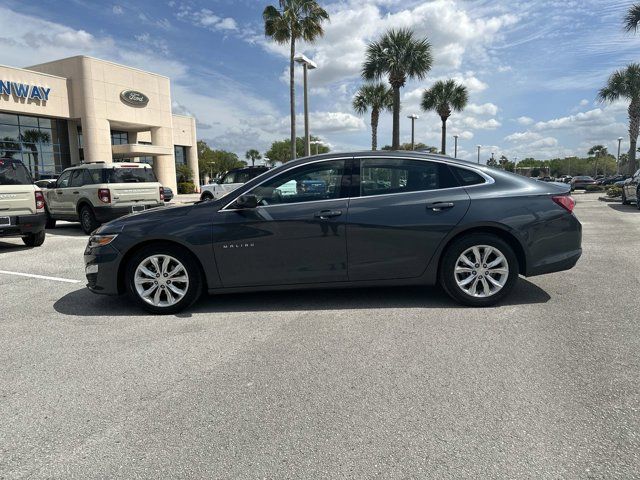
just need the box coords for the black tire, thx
[45,210,56,229]
[439,233,519,307]
[636,189,640,210]
[80,205,100,235]
[622,189,630,205]
[200,192,214,201]
[125,244,203,315]
[22,230,46,247]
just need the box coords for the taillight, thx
[35,191,45,211]
[98,188,111,204]
[159,186,164,201]
[552,195,575,213]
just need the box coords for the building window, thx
[0,112,70,179]
[139,141,153,165]
[174,145,187,166]
[110,131,129,145]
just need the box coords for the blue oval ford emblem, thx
[120,90,149,107]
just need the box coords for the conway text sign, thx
[0,80,51,101]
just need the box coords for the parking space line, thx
[0,270,82,284]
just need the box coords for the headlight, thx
[87,234,118,249]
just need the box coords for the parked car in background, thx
[599,174,627,186]
[85,151,582,314]
[200,166,269,201]
[42,162,165,234]
[0,158,46,246]
[570,176,597,191]
[162,186,174,202]
[35,178,57,189]
[558,175,572,184]
[621,169,640,207]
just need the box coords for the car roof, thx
[65,162,154,170]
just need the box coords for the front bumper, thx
[93,203,164,223]
[0,212,46,237]
[84,243,123,295]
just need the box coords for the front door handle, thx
[314,209,342,219]
[72,191,80,195]
[426,202,455,211]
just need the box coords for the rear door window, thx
[0,159,32,185]
[106,167,157,183]
[70,170,84,188]
[359,159,459,197]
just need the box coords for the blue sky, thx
[0,0,638,162]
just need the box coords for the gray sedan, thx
[84,151,582,314]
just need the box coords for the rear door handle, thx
[314,209,342,219]
[426,202,455,211]
[72,191,80,195]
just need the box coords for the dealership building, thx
[0,55,199,191]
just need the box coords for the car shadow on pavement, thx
[46,223,87,237]
[0,240,31,253]
[53,279,550,317]
[608,204,640,213]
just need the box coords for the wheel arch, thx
[436,225,528,278]
[116,239,209,295]
[76,199,93,215]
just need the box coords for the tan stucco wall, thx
[172,114,199,190]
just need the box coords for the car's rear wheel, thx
[125,244,203,314]
[622,189,630,205]
[440,234,519,307]
[80,206,99,235]
[636,188,640,210]
[45,210,56,229]
[22,230,46,247]
[200,192,214,201]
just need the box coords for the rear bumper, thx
[0,212,46,237]
[93,203,164,223]
[525,212,583,277]
[526,249,582,277]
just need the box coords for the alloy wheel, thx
[454,245,509,298]
[134,254,190,307]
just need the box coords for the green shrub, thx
[177,182,196,194]
[584,184,605,192]
[606,185,622,198]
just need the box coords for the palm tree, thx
[588,145,607,176]
[245,149,262,166]
[19,129,50,179]
[362,28,433,150]
[263,0,329,161]
[598,63,640,174]
[421,79,468,155]
[624,4,640,32]
[352,83,393,150]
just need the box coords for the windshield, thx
[0,159,33,185]
[105,167,157,183]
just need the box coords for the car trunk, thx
[0,185,36,216]
[110,184,160,206]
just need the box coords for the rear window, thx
[104,167,157,183]
[451,167,486,186]
[0,159,33,186]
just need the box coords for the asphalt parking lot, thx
[1,193,639,479]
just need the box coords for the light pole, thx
[453,135,459,158]
[617,136,623,175]
[513,156,518,174]
[310,140,324,155]
[294,54,317,157]
[477,145,481,164]
[407,114,419,150]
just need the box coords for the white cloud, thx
[516,116,534,126]
[176,7,238,32]
[505,131,542,142]
[466,102,499,116]
[112,5,123,15]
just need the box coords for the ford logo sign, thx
[120,90,149,107]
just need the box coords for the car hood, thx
[96,203,193,234]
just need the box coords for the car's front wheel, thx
[200,192,214,201]
[125,244,203,314]
[440,234,519,307]
[22,230,46,247]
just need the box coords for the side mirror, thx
[235,194,258,209]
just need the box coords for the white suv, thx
[0,158,46,246]
[43,162,165,234]
[200,166,269,201]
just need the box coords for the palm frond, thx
[624,4,640,32]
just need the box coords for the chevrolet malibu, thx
[84,152,582,314]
